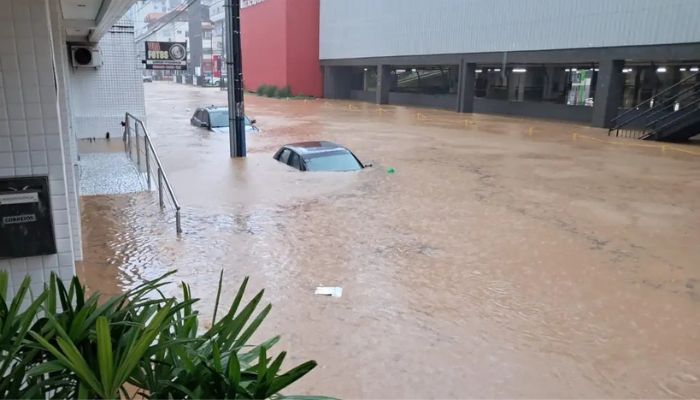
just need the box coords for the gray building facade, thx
[319,0,700,127]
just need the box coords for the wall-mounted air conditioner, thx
[70,45,102,68]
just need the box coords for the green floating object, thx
[387,167,396,174]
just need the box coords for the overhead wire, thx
[134,0,199,42]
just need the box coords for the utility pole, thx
[188,0,203,86]
[224,0,246,157]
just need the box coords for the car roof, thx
[201,106,227,112]
[283,141,350,155]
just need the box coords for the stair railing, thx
[122,113,182,234]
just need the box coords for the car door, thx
[191,109,201,126]
[201,110,210,128]
[277,148,292,164]
[288,151,303,170]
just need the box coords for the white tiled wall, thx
[48,0,82,260]
[70,19,146,139]
[0,0,76,297]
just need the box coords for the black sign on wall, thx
[145,41,187,70]
[0,176,57,259]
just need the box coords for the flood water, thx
[78,82,700,398]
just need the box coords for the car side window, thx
[201,110,209,125]
[278,149,291,164]
[288,152,301,170]
[193,109,201,121]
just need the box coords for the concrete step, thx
[79,152,149,196]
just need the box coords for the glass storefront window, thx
[475,65,598,106]
[622,64,700,108]
[393,66,458,95]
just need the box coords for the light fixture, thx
[594,68,599,72]
[475,69,482,73]
[564,68,570,72]
[622,68,633,73]
[571,68,578,72]
[487,68,491,72]
[512,68,527,73]
[691,67,699,72]
[363,68,368,71]
[656,67,667,73]
[411,68,417,72]
[494,68,501,72]
[680,68,687,72]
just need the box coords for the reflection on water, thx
[78,82,700,398]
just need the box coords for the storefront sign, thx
[145,41,187,70]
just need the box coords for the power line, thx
[134,0,198,42]
[132,0,155,16]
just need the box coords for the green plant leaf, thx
[265,351,287,383]
[266,361,318,397]
[234,303,271,349]
[112,301,174,387]
[212,270,224,324]
[227,350,241,385]
[0,271,7,300]
[27,359,65,376]
[96,316,115,396]
[29,330,103,397]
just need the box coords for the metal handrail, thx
[646,97,700,138]
[123,112,182,234]
[638,84,700,125]
[616,83,699,130]
[610,71,700,127]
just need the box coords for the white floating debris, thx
[315,286,343,298]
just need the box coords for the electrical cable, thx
[134,0,198,42]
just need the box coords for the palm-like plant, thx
[0,270,327,399]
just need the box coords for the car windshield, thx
[209,110,252,128]
[304,151,362,171]
[209,110,228,128]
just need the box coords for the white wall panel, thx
[0,0,76,298]
[320,0,700,59]
[70,22,146,139]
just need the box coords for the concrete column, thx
[376,65,392,105]
[592,59,624,128]
[323,66,352,99]
[457,61,476,113]
[543,66,556,100]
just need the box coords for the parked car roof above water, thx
[190,106,258,133]
[283,141,350,156]
[273,141,369,172]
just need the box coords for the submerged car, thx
[273,141,370,172]
[190,106,259,133]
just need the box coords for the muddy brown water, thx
[78,82,700,398]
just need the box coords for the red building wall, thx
[241,0,288,90]
[241,0,322,97]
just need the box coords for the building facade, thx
[320,0,700,127]
[0,0,144,297]
[241,0,322,97]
